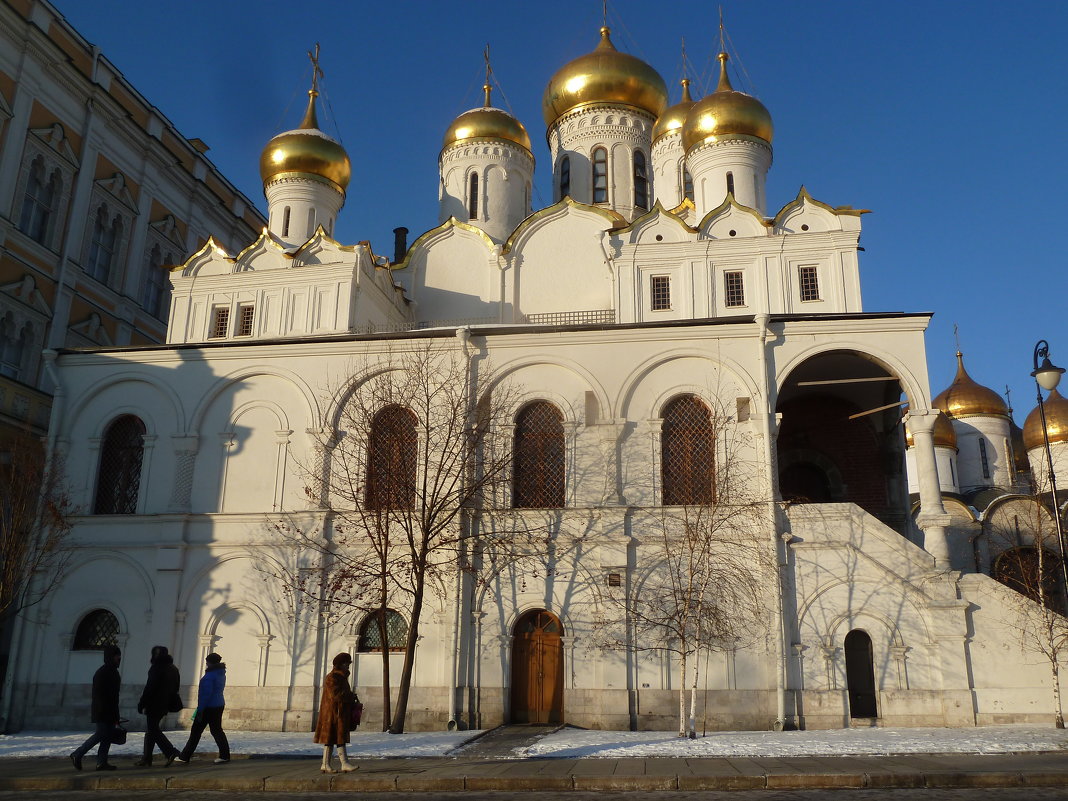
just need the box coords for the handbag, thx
[168,692,184,713]
[110,724,127,745]
[349,698,364,731]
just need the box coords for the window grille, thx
[357,608,408,652]
[73,609,119,650]
[798,265,820,302]
[367,405,417,509]
[559,156,571,199]
[661,394,715,505]
[237,304,255,337]
[592,147,608,204]
[468,173,479,220]
[682,167,694,202]
[524,309,615,326]
[19,157,58,245]
[94,415,146,514]
[633,150,648,210]
[210,307,230,339]
[979,438,990,479]
[724,270,745,307]
[513,401,565,508]
[650,275,671,311]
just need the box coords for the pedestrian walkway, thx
[2,751,1067,793]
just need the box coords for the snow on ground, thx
[514,726,1068,759]
[2,725,1067,761]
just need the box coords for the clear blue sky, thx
[56,0,1068,420]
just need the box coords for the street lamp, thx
[1030,339,1068,605]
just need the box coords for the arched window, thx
[726,171,735,197]
[367,405,417,510]
[661,395,714,504]
[559,156,571,200]
[591,147,608,204]
[94,415,146,514]
[86,205,121,284]
[73,609,119,650]
[281,206,291,237]
[0,316,28,380]
[142,244,173,319]
[513,401,565,508]
[357,608,408,652]
[633,150,648,209]
[683,167,694,202]
[468,172,479,220]
[19,156,59,244]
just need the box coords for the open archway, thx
[844,629,878,719]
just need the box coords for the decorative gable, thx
[698,194,768,240]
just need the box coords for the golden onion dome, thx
[259,91,351,193]
[443,84,532,153]
[682,52,773,152]
[1009,418,1030,474]
[542,26,668,128]
[1023,389,1068,451]
[932,352,1009,419]
[905,410,957,450]
[652,78,697,144]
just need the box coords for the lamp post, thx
[1030,339,1068,602]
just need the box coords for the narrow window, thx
[724,270,745,307]
[209,306,230,338]
[650,275,671,311]
[94,415,146,514]
[633,150,648,209]
[367,405,417,509]
[798,265,820,302]
[73,609,119,650]
[726,171,735,197]
[236,304,255,337]
[949,459,956,485]
[682,167,694,202]
[142,245,170,318]
[559,156,571,199]
[979,438,990,480]
[661,395,714,504]
[86,206,120,284]
[0,317,26,379]
[357,609,408,652]
[281,207,291,237]
[307,207,316,235]
[19,157,57,244]
[513,401,565,509]
[592,147,608,204]
[468,172,479,220]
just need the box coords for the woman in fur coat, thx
[313,653,358,773]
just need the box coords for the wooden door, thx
[510,610,563,724]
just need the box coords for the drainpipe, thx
[448,326,473,729]
[755,314,789,730]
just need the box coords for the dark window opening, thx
[513,401,565,508]
[367,405,418,510]
[661,394,714,504]
[468,173,479,220]
[633,150,648,209]
[650,275,671,311]
[726,171,735,197]
[357,609,408,652]
[73,609,119,650]
[559,156,571,199]
[592,147,608,204]
[94,415,146,515]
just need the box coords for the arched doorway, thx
[510,609,563,724]
[844,629,878,718]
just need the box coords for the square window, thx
[798,265,820,302]
[210,306,230,339]
[236,304,255,337]
[650,275,671,311]
[724,271,745,307]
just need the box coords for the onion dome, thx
[1023,389,1068,450]
[932,352,1009,419]
[682,52,773,152]
[443,84,532,153]
[542,27,668,128]
[905,410,958,450]
[652,78,697,143]
[1009,418,1030,474]
[259,90,351,193]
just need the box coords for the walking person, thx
[135,645,181,767]
[313,653,358,773]
[70,644,122,771]
[175,653,230,764]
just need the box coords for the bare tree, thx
[270,336,523,733]
[595,397,773,737]
[986,495,1068,728]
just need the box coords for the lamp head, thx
[1033,357,1066,391]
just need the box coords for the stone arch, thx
[190,365,319,434]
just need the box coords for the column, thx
[906,409,953,567]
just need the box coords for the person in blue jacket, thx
[175,653,230,764]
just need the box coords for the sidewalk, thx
[2,751,1067,793]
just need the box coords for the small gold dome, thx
[932,352,1009,419]
[259,91,351,193]
[1023,389,1068,451]
[542,27,667,128]
[1009,419,1030,474]
[652,79,697,143]
[906,410,957,450]
[443,84,532,153]
[682,52,773,152]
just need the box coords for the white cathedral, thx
[7,25,1068,733]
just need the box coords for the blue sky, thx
[56,1,1067,419]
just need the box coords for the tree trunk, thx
[389,582,424,734]
[677,649,687,737]
[688,651,699,739]
[1053,660,1065,729]
[377,605,392,731]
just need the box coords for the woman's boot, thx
[320,745,336,773]
[338,745,358,772]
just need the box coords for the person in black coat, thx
[70,644,122,771]
[134,645,181,767]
